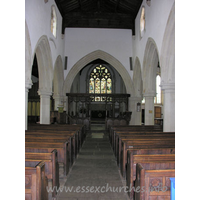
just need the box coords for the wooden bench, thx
[126,154,175,199]
[25,133,75,166]
[28,124,86,148]
[26,130,78,157]
[115,132,175,159]
[116,132,174,159]
[119,137,175,177]
[25,149,59,198]
[135,164,175,200]
[25,161,48,200]
[25,141,69,176]
[109,125,163,146]
[131,156,175,200]
[111,126,164,150]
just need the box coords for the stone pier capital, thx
[160,82,175,91]
[25,79,32,91]
[38,89,52,97]
[143,91,156,98]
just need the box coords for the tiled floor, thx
[57,126,128,200]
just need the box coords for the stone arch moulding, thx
[160,2,175,85]
[133,57,143,98]
[25,20,33,89]
[142,37,159,96]
[34,35,53,94]
[53,55,64,96]
[63,50,135,97]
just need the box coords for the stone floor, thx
[56,125,129,200]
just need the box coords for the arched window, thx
[51,6,57,38]
[142,98,145,104]
[154,75,161,104]
[140,6,145,38]
[89,65,112,101]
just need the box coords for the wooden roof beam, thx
[78,0,82,10]
[115,0,120,13]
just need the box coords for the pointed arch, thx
[63,50,134,96]
[160,2,175,85]
[133,57,143,98]
[25,21,32,88]
[160,2,175,132]
[142,38,159,96]
[34,35,53,94]
[53,55,64,96]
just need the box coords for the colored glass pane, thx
[95,78,100,93]
[107,78,112,93]
[89,78,94,93]
[101,78,106,93]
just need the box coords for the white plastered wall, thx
[63,28,133,81]
[132,0,175,74]
[25,0,64,72]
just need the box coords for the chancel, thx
[25,0,175,199]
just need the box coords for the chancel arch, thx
[63,50,134,96]
[64,50,135,125]
[64,50,135,127]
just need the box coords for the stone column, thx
[144,92,156,125]
[25,81,32,130]
[53,94,63,111]
[64,96,68,123]
[132,97,143,125]
[161,83,175,132]
[128,97,134,125]
[38,90,52,124]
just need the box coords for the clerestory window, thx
[51,6,57,38]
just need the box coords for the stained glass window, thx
[89,65,112,101]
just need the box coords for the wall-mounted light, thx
[137,102,141,112]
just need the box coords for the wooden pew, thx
[25,161,48,200]
[111,127,165,151]
[116,132,174,160]
[25,133,74,166]
[25,141,69,176]
[115,132,175,159]
[28,124,86,148]
[133,160,175,200]
[135,164,175,200]
[109,125,163,147]
[25,149,59,198]
[119,137,175,177]
[26,130,78,158]
[126,154,175,200]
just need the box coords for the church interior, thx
[24,0,181,199]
